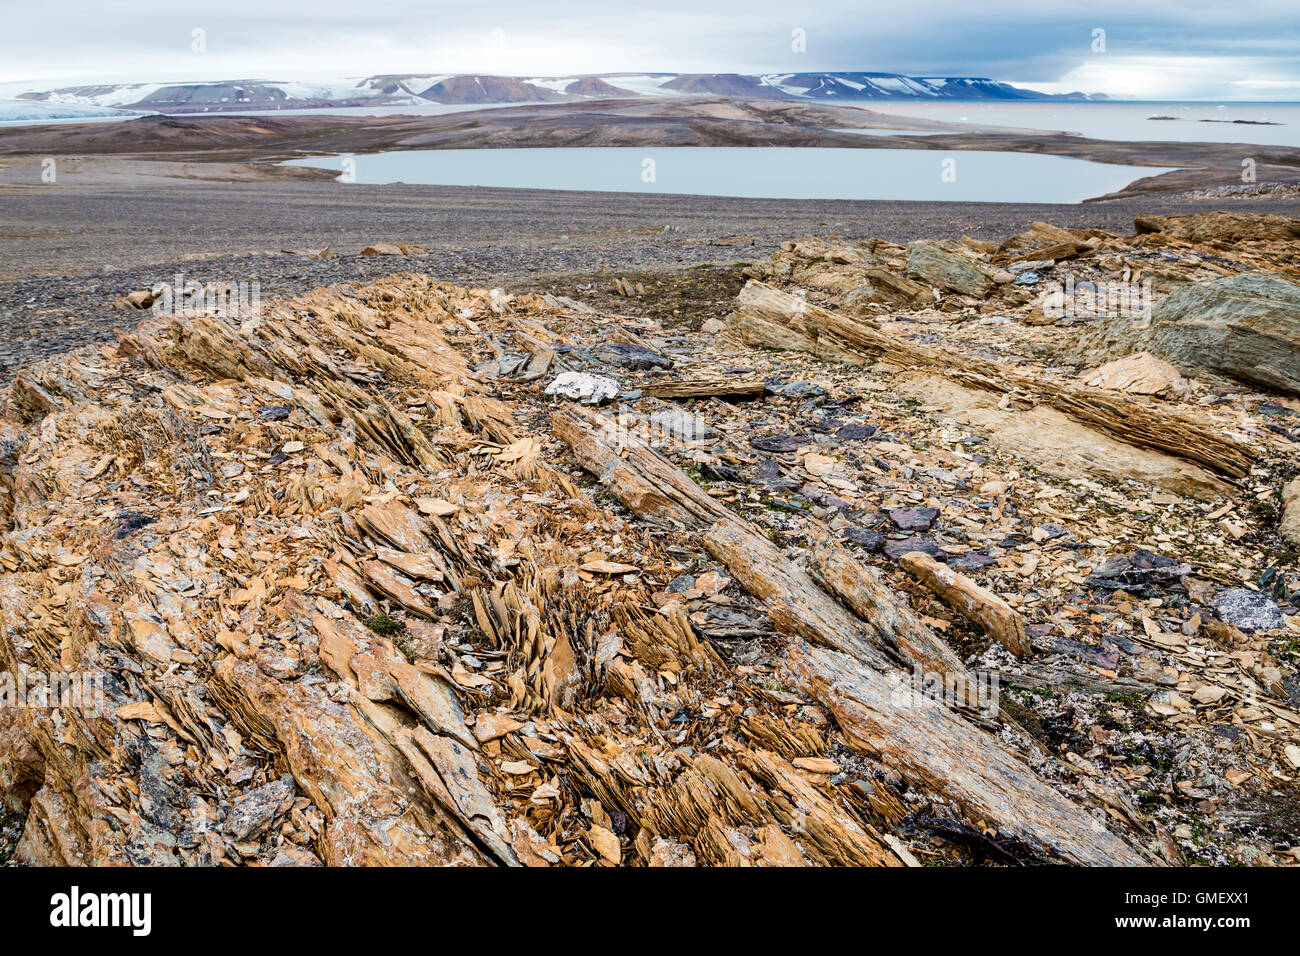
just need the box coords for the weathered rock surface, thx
[840,268,931,312]
[1081,352,1188,399]
[1074,274,1300,394]
[904,239,997,297]
[4,212,1299,868]
[1214,589,1286,633]
[894,373,1232,500]
[1134,212,1300,245]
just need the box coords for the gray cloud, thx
[2,0,1297,99]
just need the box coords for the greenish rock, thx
[1146,273,1300,394]
[904,239,995,297]
[840,267,931,313]
[1072,273,1300,395]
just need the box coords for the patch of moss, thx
[364,612,404,637]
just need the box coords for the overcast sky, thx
[2,0,1297,100]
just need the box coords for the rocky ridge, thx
[1,211,1298,867]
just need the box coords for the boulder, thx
[904,240,995,297]
[1073,273,1300,395]
[360,243,405,256]
[840,268,930,312]
[360,242,425,256]
[1080,352,1187,398]
[1214,589,1286,632]
[1133,212,1300,245]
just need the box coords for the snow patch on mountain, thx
[5,71,1099,113]
[0,99,141,122]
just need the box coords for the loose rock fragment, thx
[543,371,620,405]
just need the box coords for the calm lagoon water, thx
[282,146,1176,203]
[839,102,1300,146]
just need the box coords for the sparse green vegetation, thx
[364,612,404,637]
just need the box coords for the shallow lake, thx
[281,146,1176,203]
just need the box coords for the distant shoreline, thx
[2,98,1298,204]
[3,97,1299,128]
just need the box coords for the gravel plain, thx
[2,177,1299,377]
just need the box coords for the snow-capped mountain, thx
[9,72,1102,113]
[756,73,1060,100]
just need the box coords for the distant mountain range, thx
[11,72,1105,113]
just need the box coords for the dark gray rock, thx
[948,551,996,572]
[751,433,810,453]
[884,536,949,562]
[1085,549,1191,598]
[835,422,878,441]
[225,774,295,840]
[752,458,800,489]
[593,342,673,371]
[842,527,886,552]
[114,511,156,539]
[138,750,183,831]
[766,378,828,400]
[1214,588,1286,632]
[1053,637,1121,672]
[887,507,939,531]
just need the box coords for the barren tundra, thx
[1,209,1298,867]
